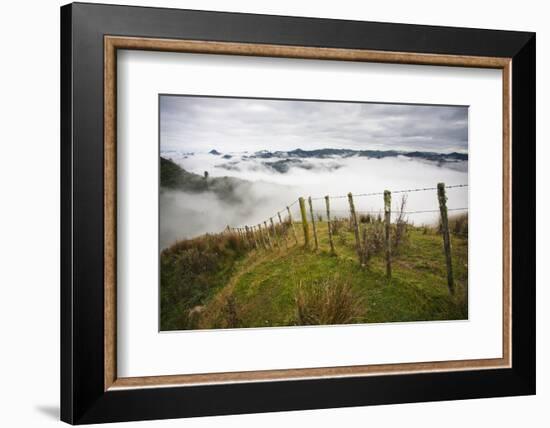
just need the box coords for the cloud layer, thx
[160,154,468,247]
[160,96,468,154]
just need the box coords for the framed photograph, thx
[61,2,535,424]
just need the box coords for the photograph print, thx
[159,95,469,331]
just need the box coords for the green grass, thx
[160,232,250,331]
[161,220,468,331]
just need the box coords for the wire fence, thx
[226,182,467,295]
[231,183,467,231]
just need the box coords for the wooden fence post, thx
[437,183,455,295]
[298,197,310,248]
[347,193,363,265]
[384,190,392,280]
[258,225,265,249]
[250,225,257,248]
[250,225,258,249]
[243,226,252,248]
[259,224,268,249]
[240,228,248,248]
[251,225,260,249]
[361,225,369,266]
[263,221,273,249]
[325,195,336,255]
[308,197,319,250]
[245,225,253,248]
[287,206,299,245]
[270,217,280,248]
[277,212,289,249]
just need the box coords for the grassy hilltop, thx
[160,217,468,331]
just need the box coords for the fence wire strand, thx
[232,184,468,229]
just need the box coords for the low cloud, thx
[160,155,468,247]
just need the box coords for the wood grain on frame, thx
[104,37,117,390]
[104,36,512,391]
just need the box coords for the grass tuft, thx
[294,275,365,325]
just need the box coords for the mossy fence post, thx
[287,206,299,245]
[258,224,267,249]
[298,197,310,248]
[347,192,363,265]
[244,225,253,249]
[384,190,392,280]
[437,183,455,295]
[263,221,273,249]
[277,212,289,249]
[251,225,258,249]
[246,227,251,248]
[251,225,260,249]
[361,225,369,266]
[308,197,319,250]
[325,195,336,255]
[259,223,269,250]
[241,228,248,248]
[270,217,280,248]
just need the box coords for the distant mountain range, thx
[206,148,468,174]
[245,148,467,162]
[162,147,468,176]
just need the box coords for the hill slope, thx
[160,220,468,331]
[160,156,253,203]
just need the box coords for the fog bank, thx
[160,153,468,248]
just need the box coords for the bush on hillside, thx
[450,213,468,237]
[437,212,468,238]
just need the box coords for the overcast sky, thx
[160,95,468,154]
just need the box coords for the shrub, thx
[366,221,385,254]
[437,212,468,238]
[450,213,468,237]
[359,213,372,224]
[392,194,409,251]
[294,275,365,325]
[330,218,346,236]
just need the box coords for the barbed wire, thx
[310,183,468,201]
[231,183,468,229]
[327,207,468,215]
[405,207,468,214]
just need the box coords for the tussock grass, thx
[294,275,365,325]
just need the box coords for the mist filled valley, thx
[160,149,468,249]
